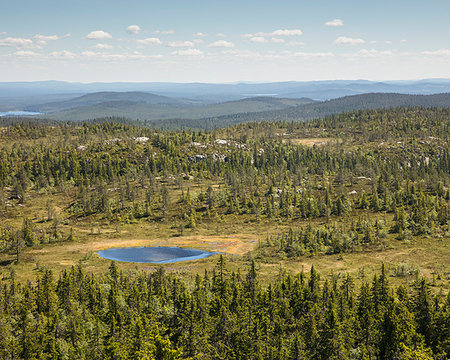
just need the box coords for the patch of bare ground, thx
[282,137,341,146]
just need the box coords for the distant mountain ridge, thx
[145,92,450,129]
[276,92,450,120]
[2,91,449,130]
[2,79,450,103]
[36,93,316,121]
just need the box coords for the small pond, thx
[97,246,216,263]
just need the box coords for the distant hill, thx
[145,92,450,129]
[26,91,197,113]
[0,93,84,112]
[269,92,450,121]
[37,95,316,121]
[5,92,450,130]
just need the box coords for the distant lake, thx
[0,111,42,117]
[97,246,216,263]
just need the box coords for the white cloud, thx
[154,29,175,35]
[216,33,226,37]
[270,29,302,36]
[385,40,392,44]
[33,33,70,45]
[136,37,162,45]
[167,41,194,48]
[13,50,41,57]
[342,49,395,58]
[208,40,234,48]
[82,51,120,60]
[0,37,34,48]
[194,32,207,37]
[171,48,203,56]
[222,49,238,55]
[50,50,77,59]
[126,25,141,35]
[334,36,365,45]
[421,49,450,56]
[243,29,302,40]
[222,49,261,59]
[325,19,344,27]
[236,50,261,58]
[250,36,267,43]
[0,32,6,36]
[80,51,157,61]
[33,34,58,43]
[271,38,285,43]
[293,51,335,59]
[193,39,204,44]
[10,48,165,63]
[401,39,407,43]
[86,30,112,40]
[81,51,97,57]
[93,43,113,49]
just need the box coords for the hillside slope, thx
[149,92,450,129]
[26,91,195,113]
[39,95,316,121]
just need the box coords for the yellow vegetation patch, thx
[88,234,257,255]
[282,137,340,146]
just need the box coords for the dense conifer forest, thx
[0,106,448,358]
[0,261,449,359]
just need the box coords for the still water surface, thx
[98,246,216,263]
[0,111,42,117]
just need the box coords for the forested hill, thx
[148,92,450,130]
[33,95,315,122]
[26,91,195,113]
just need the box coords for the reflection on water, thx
[0,111,42,117]
[97,246,216,263]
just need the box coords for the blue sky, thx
[1,0,449,82]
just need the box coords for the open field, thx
[2,204,448,293]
